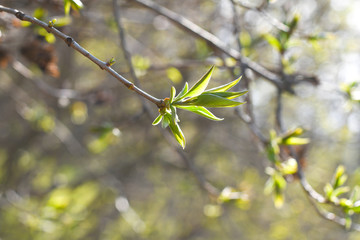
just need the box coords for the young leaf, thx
[64,0,71,15]
[170,86,176,103]
[353,201,360,213]
[206,91,248,100]
[324,183,333,199]
[350,186,360,202]
[180,66,214,99]
[264,177,275,195]
[281,137,310,145]
[273,192,285,209]
[71,0,84,10]
[170,105,179,123]
[345,214,352,230]
[152,114,163,126]
[175,105,223,121]
[161,113,170,129]
[174,82,189,102]
[176,93,244,108]
[263,34,282,52]
[205,77,241,93]
[164,113,185,148]
[331,186,350,199]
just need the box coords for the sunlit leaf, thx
[335,165,345,180]
[181,66,214,99]
[175,105,223,121]
[152,114,163,126]
[281,127,305,138]
[331,186,350,199]
[206,91,248,100]
[345,214,352,230]
[174,82,189,102]
[164,113,185,148]
[33,7,46,20]
[350,186,360,202]
[324,183,333,199]
[273,192,284,209]
[53,16,72,27]
[170,105,179,123]
[161,113,170,129]
[353,201,360,213]
[333,165,347,188]
[274,173,287,190]
[177,93,244,108]
[205,77,241,93]
[64,0,71,15]
[203,204,222,218]
[281,137,310,145]
[71,0,84,10]
[279,158,298,175]
[264,177,275,195]
[170,86,176,103]
[218,187,247,203]
[263,34,282,52]
[337,175,348,188]
[167,67,183,84]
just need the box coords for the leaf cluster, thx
[324,166,360,229]
[152,66,247,148]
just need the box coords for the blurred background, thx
[1,0,360,239]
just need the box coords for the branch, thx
[0,5,164,108]
[132,0,284,88]
[227,0,359,230]
[112,0,219,197]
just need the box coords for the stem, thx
[0,5,163,108]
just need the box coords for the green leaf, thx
[274,173,287,190]
[161,113,170,129]
[345,213,352,230]
[181,66,214,99]
[279,158,298,175]
[167,67,183,84]
[152,114,163,126]
[164,113,185,148]
[170,105,179,123]
[170,86,176,103]
[53,16,72,27]
[281,127,305,139]
[324,183,333,199]
[335,165,345,180]
[205,77,241,93]
[353,201,360,213]
[350,186,360,202]
[281,137,310,145]
[71,0,84,10]
[176,93,244,108]
[33,7,46,20]
[264,177,275,195]
[175,105,223,121]
[174,82,189,102]
[263,34,282,52]
[331,186,350,198]
[333,165,347,188]
[64,0,71,15]
[273,192,285,209]
[206,91,248,100]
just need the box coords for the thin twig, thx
[306,193,360,231]
[228,0,358,230]
[233,0,290,32]
[0,5,163,108]
[132,0,284,88]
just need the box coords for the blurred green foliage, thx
[1,0,360,239]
